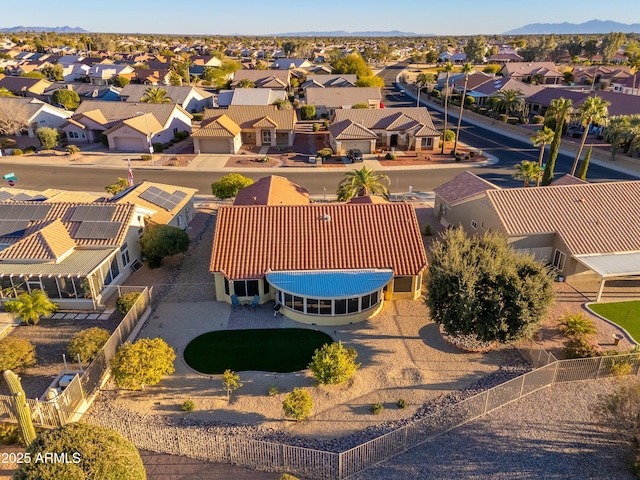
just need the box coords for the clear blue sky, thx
[5,0,640,35]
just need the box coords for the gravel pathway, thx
[350,379,636,480]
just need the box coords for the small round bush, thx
[141,154,152,161]
[370,402,384,415]
[0,337,36,371]
[152,142,164,153]
[282,388,313,422]
[181,399,195,412]
[66,145,80,155]
[116,292,142,315]
[0,424,20,445]
[564,336,602,359]
[385,152,396,160]
[268,385,279,396]
[12,148,23,156]
[532,115,545,124]
[397,398,407,409]
[67,327,110,363]
[313,123,321,132]
[24,145,37,153]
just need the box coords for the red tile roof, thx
[233,176,309,206]
[210,203,427,279]
[433,171,498,205]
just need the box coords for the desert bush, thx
[66,144,80,155]
[313,123,321,132]
[174,131,189,141]
[116,292,142,315]
[181,400,195,412]
[268,386,279,396]
[152,142,164,153]
[12,148,23,156]
[532,115,545,124]
[564,336,602,359]
[498,114,508,122]
[24,145,37,153]
[192,113,204,121]
[558,313,597,338]
[308,341,360,385]
[317,148,333,159]
[141,154,152,161]
[0,424,20,445]
[67,327,110,363]
[0,337,36,371]
[385,152,396,160]
[370,403,384,414]
[282,388,313,421]
[300,104,316,120]
[397,398,407,409]
[423,224,433,236]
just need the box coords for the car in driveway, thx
[347,149,364,162]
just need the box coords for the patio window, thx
[224,278,230,296]
[41,276,61,299]
[263,279,270,294]
[121,243,131,266]
[334,299,347,315]
[233,280,259,297]
[393,276,413,293]
[293,296,304,312]
[306,298,319,314]
[0,277,14,298]
[553,250,566,271]
[58,277,76,298]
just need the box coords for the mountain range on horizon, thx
[504,19,640,35]
[0,25,88,33]
[270,30,431,37]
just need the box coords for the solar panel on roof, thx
[172,190,187,200]
[95,206,116,222]
[0,220,29,237]
[75,221,120,239]
[7,204,25,220]
[139,186,182,211]
[31,204,51,220]
[0,191,14,202]
[70,205,91,222]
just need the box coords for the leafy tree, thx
[605,115,632,161]
[530,126,555,185]
[0,87,14,97]
[308,341,360,385]
[0,337,36,371]
[331,53,372,79]
[513,160,542,187]
[337,166,390,201]
[139,224,190,269]
[201,66,217,83]
[51,89,80,110]
[464,35,487,64]
[352,102,370,109]
[40,63,63,81]
[576,146,592,180]
[483,64,502,75]
[300,104,316,120]
[282,388,313,422]
[453,62,473,155]
[236,78,256,88]
[168,71,182,86]
[20,71,46,79]
[140,87,172,104]
[355,75,384,87]
[222,369,242,403]
[4,290,58,325]
[113,75,130,87]
[110,337,176,390]
[542,97,573,185]
[67,327,110,363]
[601,32,626,63]
[14,422,146,480]
[273,98,292,110]
[36,126,59,150]
[116,292,142,315]
[440,61,454,154]
[426,229,555,343]
[211,173,254,199]
[105,177,130,195]
[571,95,609,176]
[440,129,456,143]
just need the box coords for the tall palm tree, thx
[530,126,554,186]
[140,87,172,104]
[604,115,631,161]
[440,61,454,154]
[513,160,542,187]
[453,62,474,155]
[337,167,390,201]
[541,97,573,185]
[416,72,435,106]
[494,89,524,117]
[5,290,58,325]
[571,95,610,175]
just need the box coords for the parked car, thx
[347,149,364,162]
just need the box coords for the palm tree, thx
[440,61,454,154]
[604,115,631,161]
[4,290,58,325]
[494,89,524,117]
[541,97,573,185]
[415,72,435,106]
[337,167,390,201]
[453,62,473,155]
[571,95,610,175]
[530,126,554,186]
[513,160,542,187]
[237,79,256,88]
[140,87,172,104]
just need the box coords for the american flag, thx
[127,159,134,186]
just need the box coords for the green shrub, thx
[507,117,519,125]
[116,292,142,315]
[0,337,36,371]
[181,399,195,412]
[0,423,20,445]
[24,145,37,153]
[308,341,360,385]
[431,90,441,99]
[268,386,279,396]
[192,113,203,121]
[1,138,17,149]
[609,359,633,377]
[370,403,384,414]
[300,104,316,120]
[141,154,152,161]
[441,129,455,142]
[174,131,189,141]
[469,151,475,157]
[323,120,330,129]
[558,313,597,338]
[66,144,80,155]
[385,152,396,160]
[152,142,164,153]
[564,336,602,359]
[282,388,313,421]
[67,327,111,363]
[313,123,321,132]
[423,224,433,236]
[464,154,471,160]
[531,115,545,124]
[317,148,333,159]
[12,148,23,156]
[397,398,407,409]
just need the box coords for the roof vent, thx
[322,214,331,222]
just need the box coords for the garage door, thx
[198,139,230,154]
[343,140,372,154]
[113,137,145,151]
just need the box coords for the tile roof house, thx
[487,53,524,64]
[60,100,192,151]
[233,176,310,206]
[0,76,53,98]
[612,74,640,96]
[434,171,640,301]
[231,70,291,90]
[466,77,545,106]
[44,82,122,103]
[301,74,357,90]
[0,97,71,137]
[117,84,214,113]
[329,107,440,155]
[87,63,135,86]
[0,182,197,309]
[306,87,382,117]
[500,62,563,84]
[215,88,287,108]
[193,105,296,154]
[526,89,640,118]
[210,186,427,324]
[270,58,314,70]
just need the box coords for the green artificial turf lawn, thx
[183,329,333,374]
[588,300,640,342]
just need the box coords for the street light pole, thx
[416,85,422,107]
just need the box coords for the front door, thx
[262,130,272,145]
[390,134,398,147]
